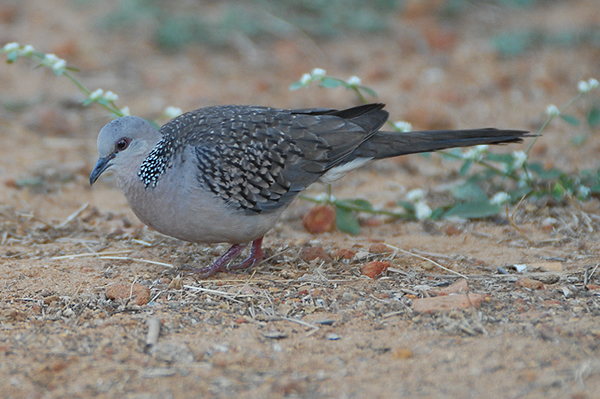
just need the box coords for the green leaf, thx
[588,107,600,127]
[551,182,566,200]
[319,77,343,89]
[430,207,445,220]
[459,159,473,176]
[336,207,360,235]
[289,81,305,91]
[359,86,378,97]
[590,183,600,193]
[396,201,415,214]
[484,153,515,164]
[560,114,580,126]
[526,162,563,179]
[439,148,463,158]
[451,181,488,202]
[347,198,373,211]
[443,200,501,219]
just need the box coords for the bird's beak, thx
[89,154,114,185]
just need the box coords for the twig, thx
[507,194,534,244]
[183,285,244,303]
[97,256,174,268]
[52,250,133,260]
[56,203,88,228]
[281,316,319,330]
[384,244,468,279]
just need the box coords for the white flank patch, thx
[320,157,373,183]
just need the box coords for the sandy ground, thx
[1,1,600,398]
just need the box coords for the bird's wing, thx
[158,104,388,214]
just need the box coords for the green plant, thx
[291,68,600,234]
[1,42,181,124]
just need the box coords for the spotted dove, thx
[90,103,529,277]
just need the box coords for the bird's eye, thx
[115,138,131,152]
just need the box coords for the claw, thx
[187,237,264,277]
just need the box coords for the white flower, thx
[89,88,104,100]
[393,121,412,132]
[346,76,361,86]
[578,80,590,93]
[490,192,510,205]
[103,91,118,102]
[164,106,182,118]
[51,59,66,75]
[42,53,67,75]
[2,42,19,52]
[512,151,527,169]
[406,188,424,202]
[546,104,560,117]
[120,106,131,116]
[588,78,599,90]
[578,185,591,198]
[518,170,533,186]
[414,201,432,220]
[462,145,488,161]
[43,53,60,64]
[299,73,312,86]
[314,192,335,203]
[311,68,326,78]
[22,44,34,55]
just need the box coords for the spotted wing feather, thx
[154,104,388,214]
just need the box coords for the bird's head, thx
[90,116,162,185]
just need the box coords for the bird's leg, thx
[226,237,264,271]
[188,237,264,277]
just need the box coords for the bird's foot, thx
[188,237,264,278]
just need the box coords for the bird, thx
[90,103,529,277]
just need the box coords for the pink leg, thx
[188,237,264,277]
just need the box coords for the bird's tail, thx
[354,128,532,160]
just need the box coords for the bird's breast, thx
[118,165,282,245]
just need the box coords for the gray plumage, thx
[90,103,529,276]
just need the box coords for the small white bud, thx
[120,106,131,116]
[44,53,60,63]
[463,145,487,161]
[393,121,412,132]
[2,42,19,52]
[406,188,424,202]
[103,91,119,102]
[490,192,510,205]
[512,151,527,169]
[22,45,34,55]
[588,78,599,90]
[299,73,312,86]
[414,201,432,220]
[578,185,590,198]
[164,106,182,119]
[51,59,66,75]
[311,68,326,78]
[546,104,560,117]
[578,80,590,93]
[346,76,361,86]
[89,88,104,100]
